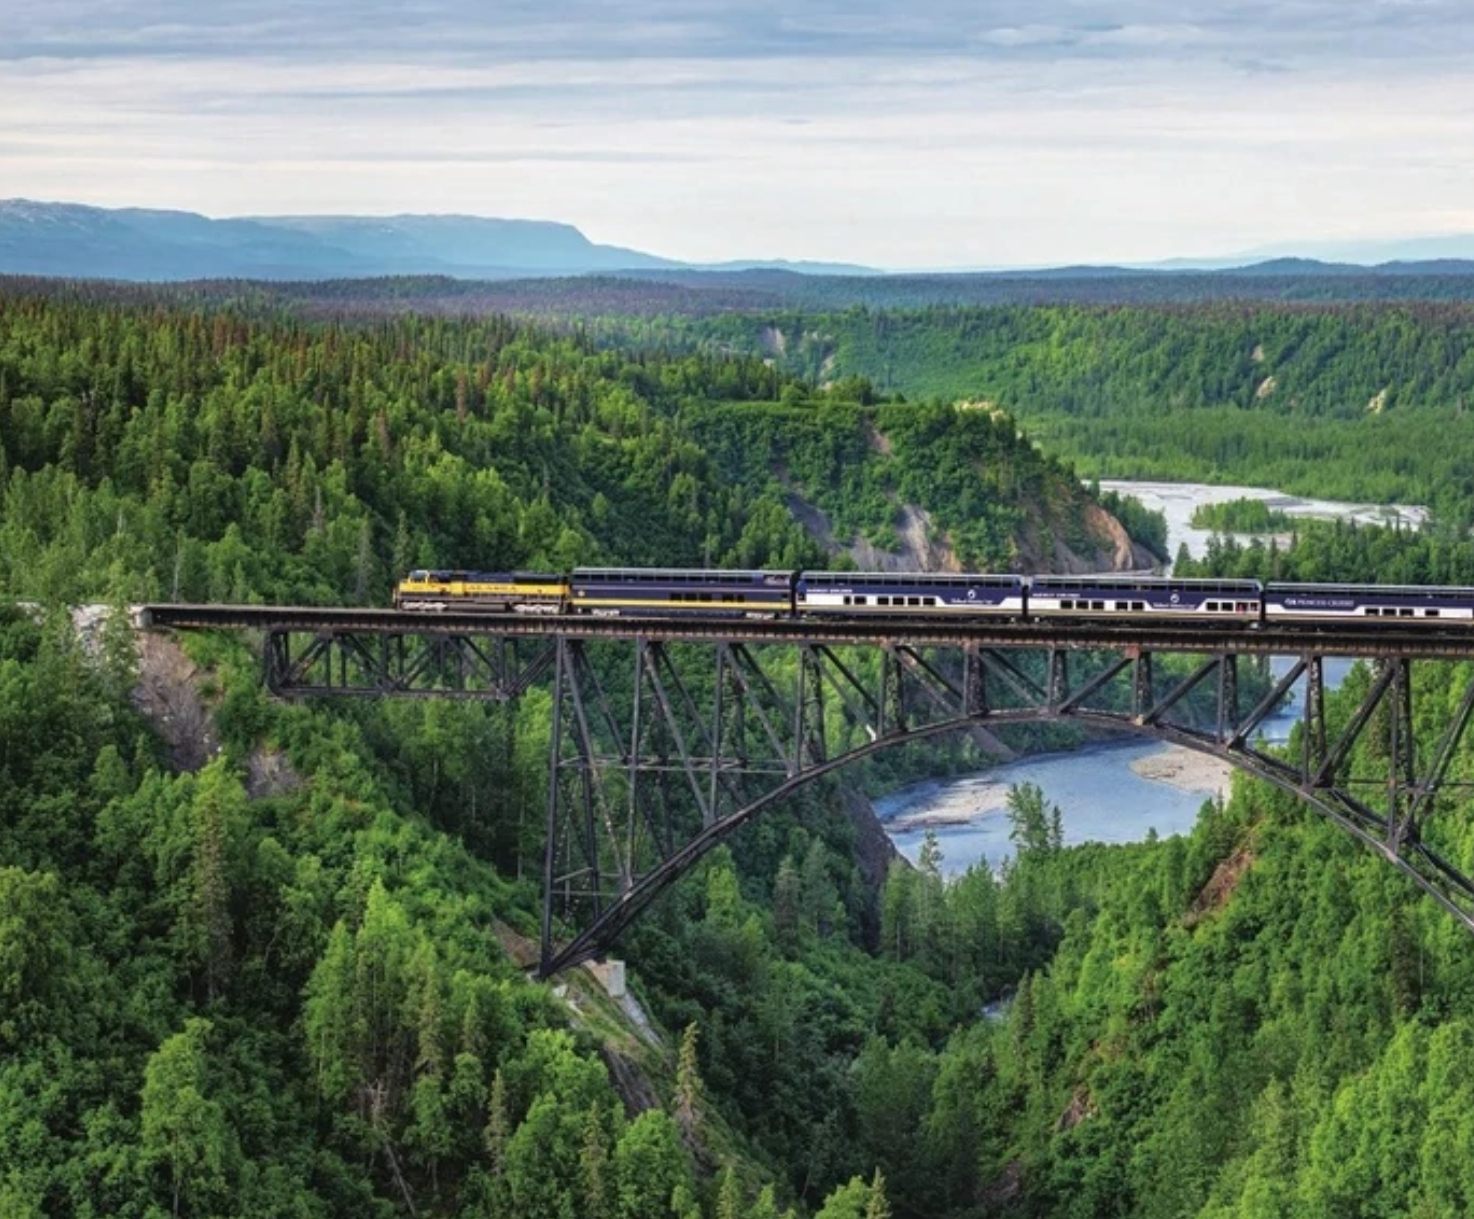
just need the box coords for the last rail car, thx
[1265,582,1474,625]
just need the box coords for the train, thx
[393,567,1474,628]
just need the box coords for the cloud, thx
[9,0,1474,67]
[5,1,1474,265]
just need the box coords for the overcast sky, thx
[6,0,1474,267]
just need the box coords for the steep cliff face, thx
[777,448,1155,576]
[1015,499,1159,574]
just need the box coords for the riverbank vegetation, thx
[1188,498,1296,534]
[1173,516,1474,586]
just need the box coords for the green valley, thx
[5,276,1474,1219]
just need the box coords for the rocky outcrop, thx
[783,477,1154,575]
[131,618,303,795]
[1016,500,1158,575]
[133,629,223,773]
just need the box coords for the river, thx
[877,738,1229,875]
[1098,478,1427,564]
[876,479,1414,873]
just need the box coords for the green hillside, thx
[640,304,1474,521]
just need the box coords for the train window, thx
[925,597,937,606]
[1092,601,1106,611]
[1427,608,1441,617]
[1401,608,1414,617]
[908,596,921,607]
[1134,602,1145,611]
[843,596,853,606]
[1060,599,1074,610]
[878,596,890,606]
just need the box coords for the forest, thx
[6,278,1474,1218]
[615,303,1474,523]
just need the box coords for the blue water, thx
[877,658,1358,875]
[876,739,1223,875]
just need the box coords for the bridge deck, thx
[142,602,1474,660]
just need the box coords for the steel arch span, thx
[535,636,1474,977]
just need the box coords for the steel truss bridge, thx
[144,605,1474,977]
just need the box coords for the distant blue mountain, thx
[0,200,688,281]
[253,213,680,276]
[0,199,897,282]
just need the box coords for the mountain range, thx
[5,198,1474,284]
[0,199,877,282]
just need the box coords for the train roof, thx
[571,567,790,578]
[1031,575,1263,588]
[1266,581,1474,595]
[800,571,1023,582]
[405,569,563,581]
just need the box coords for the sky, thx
[5,0,1474,268]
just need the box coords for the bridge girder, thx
[141,607,1474,977]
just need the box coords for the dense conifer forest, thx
[616,303,1474,522]
[6,279,1474,1218]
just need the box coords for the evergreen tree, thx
[676,1022,702,1139]
[139,1018,236,1218]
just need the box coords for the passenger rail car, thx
[797,572,1025,617]
[1264,583,1474,625]
[1029,576,1263,622]
[568,568,797,617]
[394,570,567,613]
